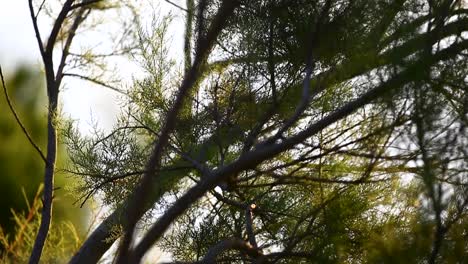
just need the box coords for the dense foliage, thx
[3,0,466,263]
[65,0,467,263]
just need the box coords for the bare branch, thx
[35,0,47,19]
[62,73,126,94]
[28,0,45,56]
[245,204,258,249]
[74,170,146,208]
[56,8,90,85]
[45,0,75,56]
[70,0,104,10]
[164,0,188,12]
[29,96,58,264]
[0,66,47,163]
[202,238,262,263]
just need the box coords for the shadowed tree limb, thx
[202,238,262,264]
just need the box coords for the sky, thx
[0,0,184,134]
[0,1,109,133]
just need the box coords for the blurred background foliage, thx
[0,65,87,261]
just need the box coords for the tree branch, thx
[0,66,47,163]
[202,238,262,263]
[62,73,125,94]
[28,0,45,56]
[163,0,188,12]
[70,0,104,10]
[245,204,258,249]
[56,7,90,85]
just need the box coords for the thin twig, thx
[70,0,104,10]
[163,0,188,12]
[62,73,126,94]
[35,0,47,19]
[267,0,333,144]
[56,8,90,84]
[76,170,146,208]
[0,66,47,163]
[28,0,45,56]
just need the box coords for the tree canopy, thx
[1,0,467,263]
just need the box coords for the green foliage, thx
[0,66,46,238]
[0,186,81,263]
[62,0,468,262]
